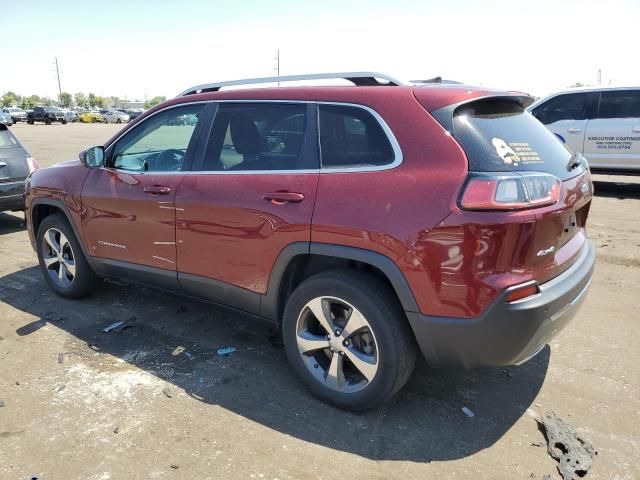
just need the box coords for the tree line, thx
[1,91,166,110]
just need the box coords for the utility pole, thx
[274,49,280,86]
[597,68,602,86]
[54,57,62,102]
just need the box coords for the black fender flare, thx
[260,242,419,320]
[30,197,94,268]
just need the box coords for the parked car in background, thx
[0,111,13,126]
[2,107,28,123]
[118,108,144,121]
[24,72,595,411]
[102,110,130,124]
[78,111,104,123]
[27,106,67,125]
[1,124,38,211]
[528,87,640,173]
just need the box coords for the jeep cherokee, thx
[25,72,595,410]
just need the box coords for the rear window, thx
[451,99,577,180]
[0,127,18,148]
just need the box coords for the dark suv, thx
[25,73,595,410]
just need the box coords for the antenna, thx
[54,57,62,102]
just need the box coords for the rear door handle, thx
[144,185,172,195]
[263,191,305,204]
[567,127,583,134]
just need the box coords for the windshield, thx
[45,107,61,112]
[451,99,582,180]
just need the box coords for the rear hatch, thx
[429,95,593,283]
[0,125,30,183]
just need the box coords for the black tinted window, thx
[532,93,586,124]
[202,103,311,171]
[452,99,577,180]
[319,105,394,168]
[597,91,640,119]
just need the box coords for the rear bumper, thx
[0,181,26,211]
[406,241,595,368]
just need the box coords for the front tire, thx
[282,269,416,411]
[36,213,97,299]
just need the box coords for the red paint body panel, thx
[81,169,183,269]
[25,160,90,246]
[174,173,318,293]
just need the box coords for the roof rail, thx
[177,72,404,97]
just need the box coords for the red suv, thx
[25,73,595,410]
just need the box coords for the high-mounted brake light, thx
[26,157,40,174]
[460,172,560,211]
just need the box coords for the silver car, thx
[0,111,13,126]
[102,110,130,124]
[2,107,27,123]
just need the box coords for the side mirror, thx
[80,146,104,167]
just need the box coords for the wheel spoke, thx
[43,255,59,268]
[306,297,333,335]
[341,307,369,339]
[58,232,70,252]
[57,263,66,281]
[44,230,60,255]
[344,347,378,382]
[325,352,346,389]
[65,258,76,278]
[297,332,330,354]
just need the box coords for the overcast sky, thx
[2,0,639,101]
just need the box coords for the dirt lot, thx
[1,122,638,479]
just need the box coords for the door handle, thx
[263,191,305,204]
[567,127,583,134]
[144,185,172,195]
[632,126,640,133]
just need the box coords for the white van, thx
[528,87,640,172]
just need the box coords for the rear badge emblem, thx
[536,246,555,257]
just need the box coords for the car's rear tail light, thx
[26,157,40,174]
[460,172,560,210]
[505,282,539,303]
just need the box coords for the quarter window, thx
[596,91,640,119]
[319,105,394,168]
[111,104,203,172]
[201,103,311,171]
[532,93,587,124]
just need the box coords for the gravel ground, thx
[0,122,638,479]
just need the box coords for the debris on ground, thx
[113,427,119,434]
[57,353,64,364]
[170,464,179,469]
[162,387,173,398]
[217,346,236,356]
[172,346,185,356]
[103,321,128,333]
[184,352,194,360]
[461,406,475,418]
[0,400,5,407]
[538,411,596,480]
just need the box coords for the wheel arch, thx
[31,198,94,267]
[262,242,419,321]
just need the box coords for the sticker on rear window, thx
[492,138,543,165]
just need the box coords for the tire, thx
[282,269,417,411]
[44,118,51,125]
[116,118,122,124]
[27,119,34,125]
[36,213,97,299]
[61,119,67,125]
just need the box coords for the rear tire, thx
[36,213,97,299]
[44,118,51,125]
[116,118,122,124]
[282,269,416,411]
[27,119,34,125]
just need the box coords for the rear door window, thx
[0,127,18,148]
[200,103,314,171]
[532,93,587,124]
[596,91,640,119]
[450,99,578,180]
[318,105,395,168]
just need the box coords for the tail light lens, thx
[505,282,539,303]
[460,172,561,211]
[26,157,40,174]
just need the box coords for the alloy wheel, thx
[41,228,76,288]
[295,296,379,393]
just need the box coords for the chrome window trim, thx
[104,100,403,176]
